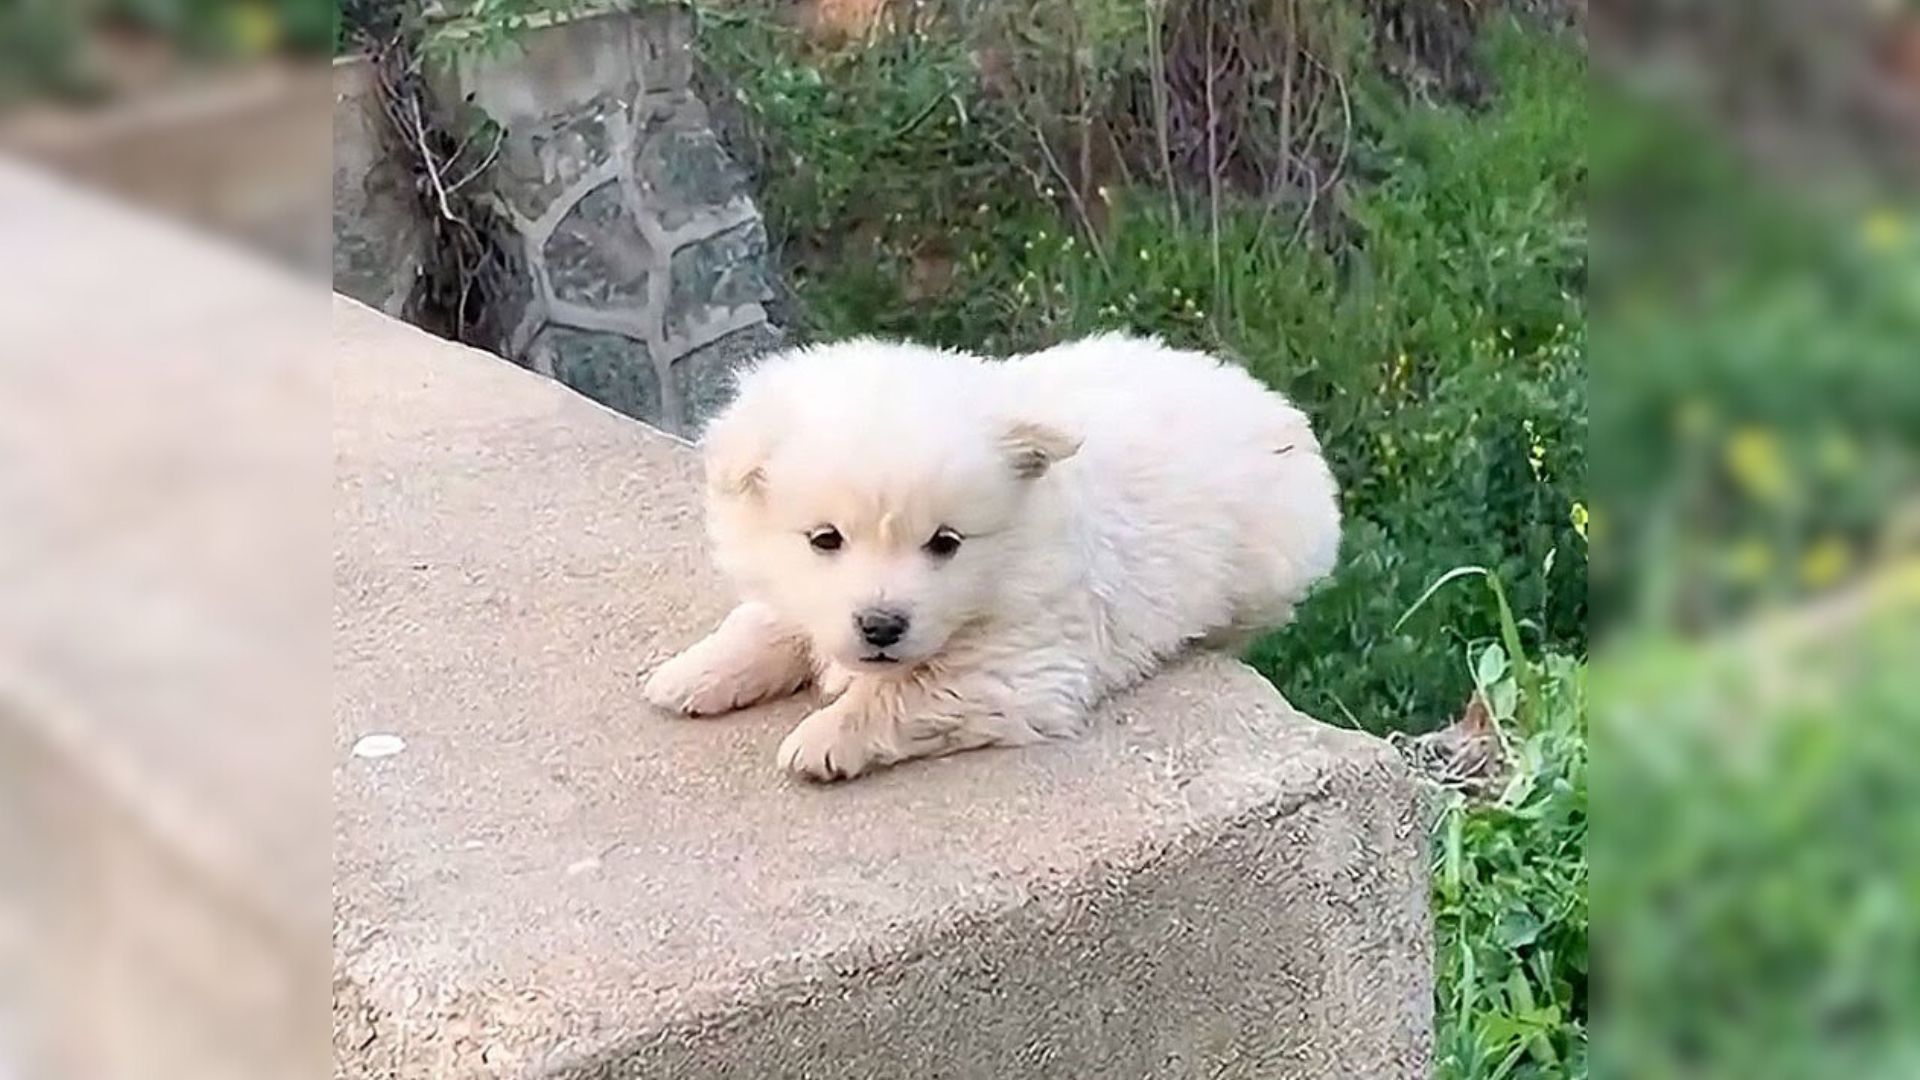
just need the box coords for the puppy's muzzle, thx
[854,608,910,649]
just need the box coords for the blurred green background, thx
[0,0,337,105]
[1590,35,1920,1080]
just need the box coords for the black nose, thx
[855,609,909,648]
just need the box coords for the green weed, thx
[1587,73,1920,1077]
[1401,565,1588,1079]
[1594,576,1920,1077]
[1431,648,1587,1079]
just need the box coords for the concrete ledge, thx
[331,298,1433,1078]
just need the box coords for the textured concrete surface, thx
[0,160,328,1080]
[331,297,1433,1078]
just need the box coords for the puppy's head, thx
[699,341,1078,674]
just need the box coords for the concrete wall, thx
[331,295,1435,1079]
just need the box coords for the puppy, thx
[644,334,1341,781]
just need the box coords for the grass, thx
[1436,565,1920,1080]
[1595,573,1920,1077]
[1591,90,1920,633]
[1586,67,1920,1076]
[692,8,1592,1076]
[1433,653,1586,1078]
[1417,572,1587,1079]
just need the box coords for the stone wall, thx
[331,7,784,438]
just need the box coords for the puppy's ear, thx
[705,432,765,498]
[999,420,1081,480]
[701,389,775,499]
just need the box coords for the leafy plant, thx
[1431,649,1587,1079]
[1594,583,1920,1076]
[419,0,589,66]
[1400,565,1588,1079]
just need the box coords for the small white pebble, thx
[566,857,602,877]
[352,734,406,759]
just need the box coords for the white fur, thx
[643,334,1341,781]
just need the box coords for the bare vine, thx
[347,3,519,344]
[975,0,1365,271]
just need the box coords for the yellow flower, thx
[1570,502,1589,543]
[1798,535,1851,589]
[1725,426,1791,505]
[1862,210,1906,252]
[227,1,281,55]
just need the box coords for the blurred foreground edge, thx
[0,58,331,279]
[0,158,329,1079]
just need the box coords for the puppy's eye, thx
[924,527,963,559]
[807,526,844,553]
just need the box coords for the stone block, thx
[485,232,543,359]
[437,11,646,132]
[635,108,753,232]
[419,8,780,442]
[331,298,1434,1078]
[493,91,626,223]
[630,2,695,95]
[666,220,775,337]
[544,181,656,307]
[527,325,664,427]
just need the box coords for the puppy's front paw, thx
[815,662,855,702]
[644,649,751,718]
[777,707,882,782]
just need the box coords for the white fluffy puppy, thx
[644,334,1341,781]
